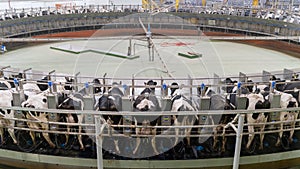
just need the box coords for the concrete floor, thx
[1,36,300,80]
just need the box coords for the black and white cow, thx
[97,82,124,154]
[98,82,123,113]
[21,75,74,100]
[222,77,254,94]
[208,94,234,152]
[57,92,85,150]
[273,90,299,147]
[245,93,271,150]
[0,78,17,145]
[251,77,300,149]
[21,92,56,148]
[223,88,270,151]
[269,75,287,92]
[196,84,236,152]
[132,80,161,155]
[133,80,160,111]
[170,82,198,147]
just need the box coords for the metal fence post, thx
[95,115,104,169]
[233,114,245,169]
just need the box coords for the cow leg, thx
[77,115,84,150]
[151,128,158,155]
[290,112,299,143]
[173,116,179,147]
[133,137,140,155]
[26,122,36,145]
[246,125,255,150]
[133,118,140,155]
[7,127,17,144]
[221,125,227,152]
[258,116,267,150]
[183,117,191,146]
[29,131,36,145]
[41,132,55,148]
[276,113,284,147]
[114,140,120,154]
[39,114,55,148]
[222,136,227,153]
[65,125,70,146]
[210,116,218,151]
[6,111,17,144]
[65,115,71,146]
[259,125,265,150]
[212,127,218,150]
[151,136,158,155]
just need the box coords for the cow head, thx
[36,76,50,91]
[222,78,237,93]
[3,72,24,89]
[170,82,179,96]
[270,75,286,91]
[141,80,157,95]
[92,78,102,94]
[64,76,75,91]
[108,82,124,96]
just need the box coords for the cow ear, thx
[144,82,147,85]
[42,98,47,103]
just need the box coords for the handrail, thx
[2,65,300,84]
[0,105,299,138]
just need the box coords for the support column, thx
[95,116,104,169]
[198,96,210,134]
[83,95,95,134]
[47,94,58,130]
[232,95,247,169]
[232,114,245,169]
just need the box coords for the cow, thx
[57,92,85,150]
[0,79,18,145]
[273,90,299,147]
[222,77,254,95]
[55,78,106,151]
[98,82,123,113]
[269,75,289,92]
[196,84,236,152]
[97,82,124,154]
[223,90,270,152]
[21,92,56,148]
[169,82,198,148]
[20,75,75,100]
[208,94,234,152]
[132,80,161,155]
[245,93,271,151]
[278,78,300,103]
